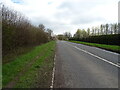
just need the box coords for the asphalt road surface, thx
[54,41,119,88]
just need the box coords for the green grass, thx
[3,46,34,64]
[3,41,56,88]
[69,40,120,52]
[15,41,55,88]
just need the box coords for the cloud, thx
[1,0,119,35]
[11,0,23,4]
[118,1,120,23]
[71,16,105,25]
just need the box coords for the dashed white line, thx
[50,54,56,89]
[66,43,120,68]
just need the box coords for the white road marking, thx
[50,54,56,89]
[66,42,120,68]
[89,46,119,55]
[67,41,119,55]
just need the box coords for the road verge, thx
[68,40,120,54]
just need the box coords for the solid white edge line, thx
[92,46,119,55]
[66,42,120,68]
[50,54,56,89]
[74,46,120,68]
[67,41,119,55]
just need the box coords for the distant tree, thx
[100,24,103,35]
[97,28,100,35]
[64,32,72,40]
[110,24,113,34]
[105,24,109,35]
[114,23,117,34]
[38,24,45,31]
[103,25,106,35]
[74,29,88,39]
[87,28,90,36]
[47,28,53,36]
[82,29,88,38]
[57,34,65,40]
[94,27,98,35]
[91,27,95,36]
[74,29,82,39]
[117,23,120,34]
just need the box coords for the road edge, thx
[50,54,56,89]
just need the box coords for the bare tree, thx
[100,24,103,35]
[114,23,117,34]
[47,28,53,36]
[91,27,95,36]
[87,28,90,36]
[94,27,97,36]
[105,24,109,35]
[110,24,113,34]
[2,4,53,55]
[38,24,45,31]
[97,28,100,35]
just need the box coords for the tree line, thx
[74,23,118,39]
[57,23,119,40]
[2,4,53,55]
[57,23,119,45]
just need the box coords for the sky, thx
[1,0,119,35]
[118,1,120,23]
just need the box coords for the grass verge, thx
[3,41,56,88]
[15,41,56,88]
[3,46,34,64]
[69,40,120,53]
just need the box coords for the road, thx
[54,41,119,88]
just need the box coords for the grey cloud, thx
[58,1,104,13]
[71,16,105,25]
[30,16,67,28]
[54,0,105,24]
[30,17,49,26]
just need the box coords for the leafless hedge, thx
[2,4,52,55]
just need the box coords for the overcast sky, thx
[1,0,119,35]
